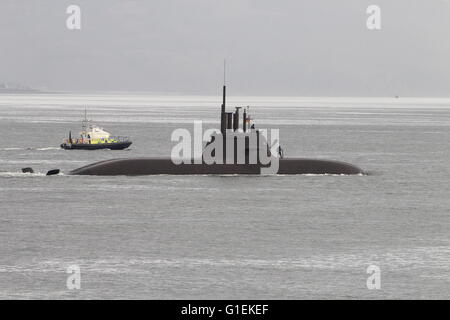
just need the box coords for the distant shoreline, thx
[0,89,58,94]
[1,89,450,99]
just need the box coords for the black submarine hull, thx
[61,141,132,150]
[69,158,363,176]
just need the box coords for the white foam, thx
[0,171,45,177]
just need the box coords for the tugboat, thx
[60,109,132,150]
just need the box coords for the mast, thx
[81,106,90,139]
[220,60,226,135]
[82,107,86,135]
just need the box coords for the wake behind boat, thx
[60,109,132,150]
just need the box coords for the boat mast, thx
[82,106,88,138]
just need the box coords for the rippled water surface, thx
[0,94,449,299]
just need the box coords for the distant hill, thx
[0,82,42,93]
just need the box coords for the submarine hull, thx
[69,158,363,176]
[61,141,132,150]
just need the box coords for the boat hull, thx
[61,141,132,150]
[69,157,364,176]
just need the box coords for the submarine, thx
[67,83,364,176]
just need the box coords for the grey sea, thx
[0,94,449,299]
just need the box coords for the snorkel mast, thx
[220,60,227,135]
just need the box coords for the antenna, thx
[82,106,89,135]
[223,59,226,85]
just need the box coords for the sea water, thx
[0,94,449,299]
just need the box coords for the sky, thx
[1,0,450,96]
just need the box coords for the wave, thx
[0,147,24,151]
[0,146,61,151]
[0,170,64,177]
[0,246,449,274]
[0,171,46,177]
[35,147,61,151]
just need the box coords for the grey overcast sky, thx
[1,0,450,96]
